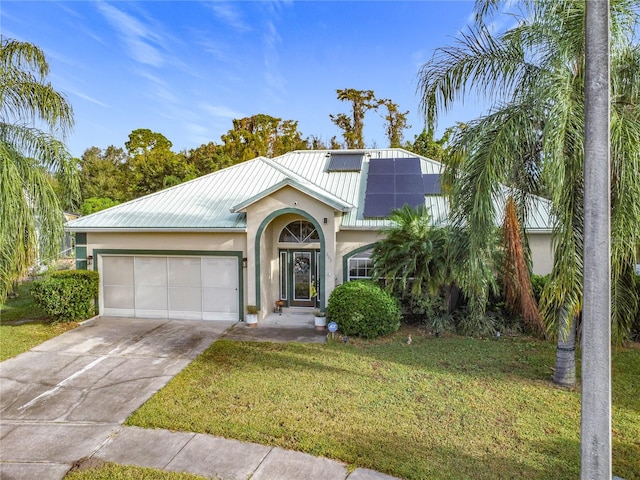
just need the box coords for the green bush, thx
[31,270,99,322]
[530,274,549,303]
[396,288,452,334]
[327,281,401,338]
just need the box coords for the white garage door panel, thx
[103,257,134,285]
[103,257,135,316]
[169,257,201,287]
[135,257,168,286]
[101,255,239,321]
[103,286,135,316]
[202,257,238,321]
[169,287,202,319]
[203,257,237,287]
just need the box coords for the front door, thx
[280,250,319,307]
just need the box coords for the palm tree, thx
[371,205,447,297]
[0,37,79,303]
[418,0,640,384]
[371,205,498,335]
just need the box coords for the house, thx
[66,149,553,323]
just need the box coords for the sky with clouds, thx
[2,1,492,158]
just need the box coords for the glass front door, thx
[280,249,319,307]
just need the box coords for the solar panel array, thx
[363,157,428,218]
[423,174,442,195]
[326,152,365,172]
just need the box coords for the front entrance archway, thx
[279,249,320,307]
[253,208,326,311]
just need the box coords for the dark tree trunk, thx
[553,315,577,387]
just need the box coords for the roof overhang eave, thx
[65,227,247,233]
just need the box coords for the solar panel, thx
[364,157,431,217]
[395,174,424,193]
[363,194,395,218]
[394,157,422,174]
[368,158,395,175]
[395,194,425,210]
[326,152,364,172]
[423,174,442,194]
[367,174,392,193]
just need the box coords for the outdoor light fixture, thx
[87,255,93,267]
[323,217,328,224]
[242,257,247,268]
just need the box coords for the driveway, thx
[0,316,234,480]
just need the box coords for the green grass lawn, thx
[0,281,78,361]
[65,462,210,480]
[127,327,640,480]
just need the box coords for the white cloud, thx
[202,104,244,119]
[96,1,164,67]
[67,89,109,108]
[206,1,250,32]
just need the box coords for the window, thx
[279,220,320,243]
[348,249,374,281]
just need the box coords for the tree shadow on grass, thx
[321,422,581,480]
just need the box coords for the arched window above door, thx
[279,220,320,243]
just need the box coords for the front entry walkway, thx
[222,307,327,343]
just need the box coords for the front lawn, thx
[65,462,209,480]
[127,328,640,480]
[0,281,78,361]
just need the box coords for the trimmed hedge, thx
[327,281,401,339]
[31,270,99,322]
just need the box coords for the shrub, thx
[327,281,401,338]
[31,270,99,322]
[530,274,549,303]
[455,309,497,337]
[397,289,452,334]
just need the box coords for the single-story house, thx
[66,148,553,323]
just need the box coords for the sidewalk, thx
[86,425,398,480]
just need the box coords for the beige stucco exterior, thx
[86,232,247,254]
[79,191,554,321]
[529,233,554,276]
[243,185,339,318]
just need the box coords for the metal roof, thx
[66,148,552,233]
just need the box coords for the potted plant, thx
[313,308,327,330]
[246,305,259,327]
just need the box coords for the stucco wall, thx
[335,230,383,284]
[86,232,247,254]
[244,185,338,316]
[529,233,553,276]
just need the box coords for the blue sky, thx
[2,1,492,158]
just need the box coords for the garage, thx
[100,255,240,321]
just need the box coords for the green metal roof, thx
[66,148,552,233]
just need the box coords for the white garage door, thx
[101,255,239,321]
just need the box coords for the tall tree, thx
[125,129,196,198]
[407,127,453,162]
[330,89,380,149]
[79,145,128,202]
[418,0,640,384]
[219,114,309,161]
[380,99,410,148]
[0,37,79,303]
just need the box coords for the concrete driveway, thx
[0,316,235,480]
